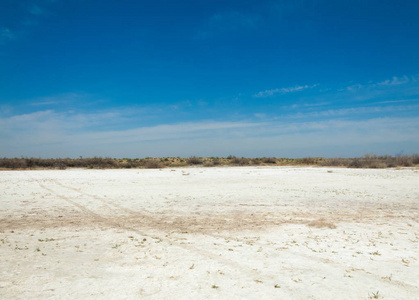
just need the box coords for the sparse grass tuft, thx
[369,291,380,299]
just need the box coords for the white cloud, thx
[254,84,317,98]
[377,75,410,86]
[347,75,415,92]
[1,105,418,158]
[8,110,55,123]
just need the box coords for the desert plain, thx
[0,166,418,299]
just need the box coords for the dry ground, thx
[0,167,418,299]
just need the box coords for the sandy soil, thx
[0,167,418,299]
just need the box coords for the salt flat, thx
[0,167,418,299]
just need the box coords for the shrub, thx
[319,158,348,167]
[395,155,413,167]
[262,157,277,164]
[187,156,203,165]
[230,157,249,165]
[300,157,316,165]
[250,158,261,165]
[143,159,163,169]
[211,158,221,165]
[348,158,363,168]
[204,158,221,167]
[0,158,27,169]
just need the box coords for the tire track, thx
[33,177,304,297]
[51,179,146,215]
[48,177,416,297]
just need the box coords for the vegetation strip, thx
[0,154,418,170]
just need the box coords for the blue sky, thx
[1,0,418,158]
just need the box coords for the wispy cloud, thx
[0,1,57,45]
[29,4,44,16]
[286,104,419,119]
[1,73,419,158]
[376,75,410,86]
[346,75,417,91]
[0,27,16,44]
[345,84,364,91]
[1,104,418,158]
[373,99,419,105]
[29,92,91,106]
[254,84,317,98]
[281,101,330,110]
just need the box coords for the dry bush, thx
[319,158,349,167]
[230,157,249,165]
[250,158,261,165]
[203,158,222,167]
[300,157,317,165]
[0,158,27,169]
[143,159,163,169]
[187,156,203,165]
[394,155,413,167]
[262,157,277,164]
[78,157,117,169]
[320,154,419,168]
[211,158,221,165]
[119,161,133,168]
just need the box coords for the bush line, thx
[0,154,418,170]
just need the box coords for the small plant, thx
[211,285,219,289]
[369,290,380,299]
[38,238,55,242]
